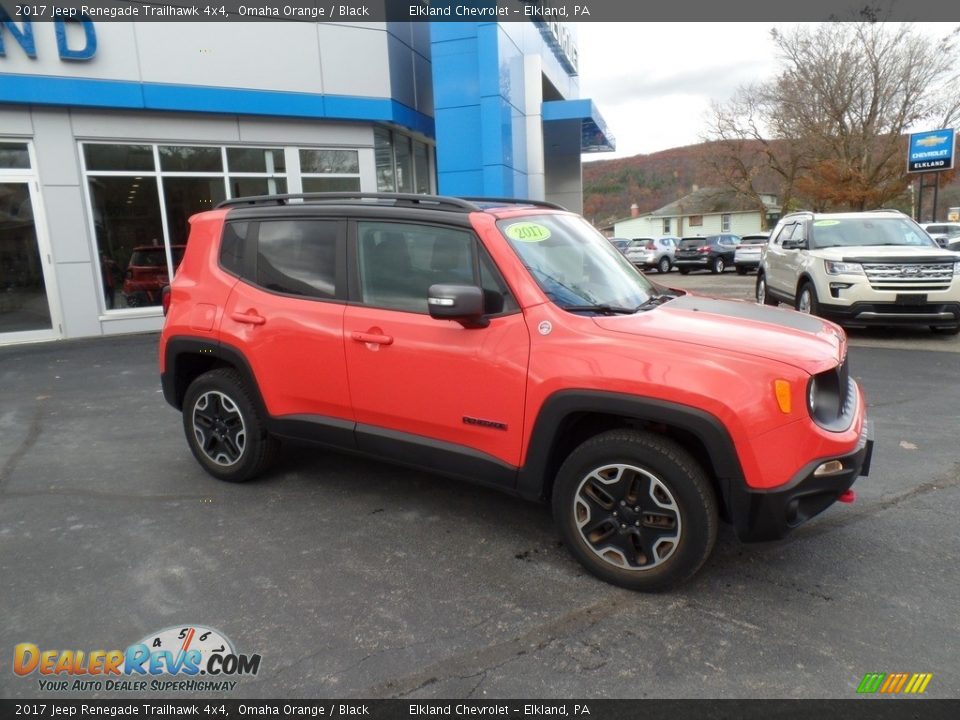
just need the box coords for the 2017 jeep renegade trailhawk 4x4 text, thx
[160,193,873,591]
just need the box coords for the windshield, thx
[810,218,938,249]
[499,214,657,311]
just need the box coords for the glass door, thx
[0,177,58,340]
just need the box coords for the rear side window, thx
[255,220,338,299]
[219,222,248,277]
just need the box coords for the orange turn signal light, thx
[774,380,792,414]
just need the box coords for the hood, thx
[593,295,844,374]
[812,245,960,262]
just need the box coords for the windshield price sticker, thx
[813,220,841,226]
[506,222,552,242]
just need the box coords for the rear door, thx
[219,217,353,434]
[342,219,530,476]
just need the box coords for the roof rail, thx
[459,196,568,211]
[216,192,481,212]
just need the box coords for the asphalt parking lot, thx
[2,272,958,700]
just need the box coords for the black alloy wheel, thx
[553,430,718,591]
[182,369,279,482]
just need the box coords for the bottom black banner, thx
[1,700,957,720]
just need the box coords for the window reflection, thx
[88,176,165,308]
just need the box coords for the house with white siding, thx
[612,187,780,239]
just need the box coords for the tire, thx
[678,268,690,275]
[756,274,778,306]
[795,281,819,316]
[182,368,279,483]
[657,256,671,274]
[552,429,718,592]
[711,256,725,274]
[931,325,960,335]
[736,265,747,276]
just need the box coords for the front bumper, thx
[818,300,960,329]
[729,420,873,542]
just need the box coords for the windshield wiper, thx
[561,304,637,315]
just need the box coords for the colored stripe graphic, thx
[857,672,932,694]
[857,673,885,693]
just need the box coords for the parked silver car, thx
[734,232,771,274]
[920,222,960,248]
[625,236,680,273]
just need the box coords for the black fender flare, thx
[161,337,268,419]
[516,390,745,514]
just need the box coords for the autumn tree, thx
[706,21,960,215]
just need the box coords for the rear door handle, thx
[231,311,266,326]
[351,331,393,346]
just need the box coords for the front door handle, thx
[231,311,266,326]
[351,331,393,346]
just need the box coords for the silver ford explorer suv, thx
[756,210,960,335]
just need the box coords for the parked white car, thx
[920,222,960,248]
[733,232,771,275]
[625,236,680,273]
[757,210,960,335]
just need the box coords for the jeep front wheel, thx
[182,369,279,483]
[711,256,725,274]
[552,430,718,592]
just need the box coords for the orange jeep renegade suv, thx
[160,193,872,591]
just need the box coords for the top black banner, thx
[0,0,958,22]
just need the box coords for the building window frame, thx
[374,127,435,195]
[80,141,290,316]
[721,213,731,232]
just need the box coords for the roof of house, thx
[648,187,778,218]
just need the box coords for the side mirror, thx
[428,284,489,328]
[782,238,807,250]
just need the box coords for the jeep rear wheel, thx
[182,369,278,483]
[552,430,718,592]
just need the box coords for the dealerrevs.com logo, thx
[13,625,261,692]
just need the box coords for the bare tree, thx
[706,22,960,213]
[703,84,804,226]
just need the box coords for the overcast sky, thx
[576,22,956,161]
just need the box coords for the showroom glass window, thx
[300,149,361,193]
[82,143,289,311]
[374,128,434,194]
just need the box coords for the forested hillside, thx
[583,141,960,228]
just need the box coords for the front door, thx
[0,175,60,342]
[343,220,530,475]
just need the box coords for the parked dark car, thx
[674,234,741,274]
[608,237,631,254]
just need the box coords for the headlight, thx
[824,260,864,275]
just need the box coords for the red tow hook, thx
[838,489,857,504]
